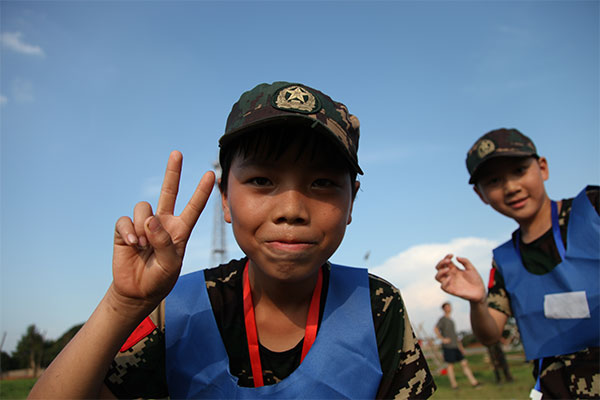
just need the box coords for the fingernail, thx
[127,234,138,245]
[139,236,148,247]
[147,217,161,232]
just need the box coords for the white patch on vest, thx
[530,388,543,400]
[544,291,591,319]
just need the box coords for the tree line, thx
[1,323,83,377]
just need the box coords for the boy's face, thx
[474,156,549,225]
[221,139,358,284]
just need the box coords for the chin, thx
[259,259,323,282]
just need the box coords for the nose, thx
[271,189,310,225]
[503,175,521,195]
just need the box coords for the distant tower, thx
[210,160,227,266]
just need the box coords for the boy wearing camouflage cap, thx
[435,128,599,399]
[31,82,436,399]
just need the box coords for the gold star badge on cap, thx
[477,139,495,159]
[273,85,320,113]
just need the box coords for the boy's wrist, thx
[469,295,487,307]
[103,284,159,326]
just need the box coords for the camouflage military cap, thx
[219,81,363,174]
[466,128,538,184]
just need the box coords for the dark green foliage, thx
[0,352,17,372]
[11,325,47,373]
[6,323,83,372]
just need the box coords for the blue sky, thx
[1,1,598,353]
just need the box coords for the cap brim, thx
[219,116,364,175]
[468,151,538,184]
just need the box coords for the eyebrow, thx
[234,158,276,169]
[235,157,346,173]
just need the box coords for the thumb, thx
[145,216,180,272]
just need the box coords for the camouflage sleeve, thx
[369,274,436,399]
[537,347,600,399]
[104,302,168,399]
[486,259,513,318]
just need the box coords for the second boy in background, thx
[435,128,599,399]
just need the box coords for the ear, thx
[219,178,232,223]
[473,185,489,205]
[347,180,361,225]
[537,156,549,181]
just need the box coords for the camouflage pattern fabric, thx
[535,347,600,399]
[105,306,168,399]
[105,259,436,399]
[486,186,600,398]
[220,82,363,175]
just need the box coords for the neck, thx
[519,197,556,243]
[247,262,320,311]
[246,261,321,352]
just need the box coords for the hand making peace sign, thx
[110,151,215,315]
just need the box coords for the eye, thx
[482,176,501,187]
[248,177,272,187]
[515,165,529,175]
[312,178,337,188]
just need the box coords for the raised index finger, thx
[157,151,183,215]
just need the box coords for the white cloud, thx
[1,32,45,56]
[369,237,499,338]
[0,94,7,106]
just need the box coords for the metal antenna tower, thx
[210,160,227,266]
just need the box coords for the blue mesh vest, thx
[493,186,599,361]
[165,264,383,399]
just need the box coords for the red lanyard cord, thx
[243,262,323,388]
[243,263,263,387]
[301,268,323,362]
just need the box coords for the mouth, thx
[507,197,528,209]
[265,239,317,253]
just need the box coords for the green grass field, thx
[0,350,535,399]
[431,350,536,399]
[0,378,37,400]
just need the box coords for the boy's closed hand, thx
[435,254,486,304]
[110,151,215,317]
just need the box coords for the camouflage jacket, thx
[487,186,599,399]
[105,258,436,399]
